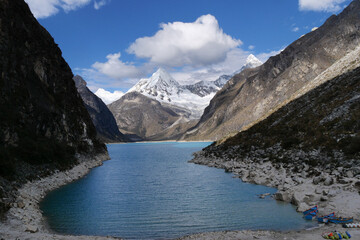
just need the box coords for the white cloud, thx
[127,14,242,67]
[92,52,143,80]
[292,27,300,32]
[25,0,109,18]
[248,45,255,50]
[171,47,250,85]
[95,88,124,104]
[94,0,110,10]
[25,0,61,18]
[74,67,138,91]
[299,0,347,12]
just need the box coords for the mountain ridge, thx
[74,75,128,143]
[182,0,360,141]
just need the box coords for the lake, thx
[40,142,315,239]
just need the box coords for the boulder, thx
[313,176,322,185]
[297,202,310,212]
[25,225,38,233]
[274,191,291,202]
[346,170,354,178]
[292,192,308,206]
[324,176,334,186]
[338,177,350,184]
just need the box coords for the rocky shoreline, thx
[0,153,120,240]
[190,151,360,219]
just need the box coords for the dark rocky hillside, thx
[0,0,107,217]
[74,75,128,143]
[108,92,181,140]
[198,66,360,172]
[183,0,360,141]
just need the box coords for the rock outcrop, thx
[183,0,360,141]
[74,75,127,143]
[0,0,107,217]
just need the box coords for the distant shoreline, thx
[108,140,214,144]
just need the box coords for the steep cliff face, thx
[108,92,181,140]
[184,0,360,141]
[74,75,128,143]
[0,0,107,216]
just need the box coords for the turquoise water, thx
[40,142,315,239]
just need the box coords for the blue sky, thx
[25,0,351,98]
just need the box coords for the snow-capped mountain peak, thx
[234,54,262,75]
[246,54,262,66]
[128,68,181,102]
[147,67,180,88]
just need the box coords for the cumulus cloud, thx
[299,0,347,12]
[171,47,250,85]
[95,88,124,104]
[127,14,242,67]
[25,0,109,18]
[92,53,143,80]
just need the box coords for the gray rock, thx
[297,202,310,212]
[25,225,38,233]
[17,200,25,209]
[338,178,350,184]
[291,192,304,206]
[346,170,354,178]
[313,176,322,185]
[274,191,291,202]
[324,177,334,186]
[259,193,271,199]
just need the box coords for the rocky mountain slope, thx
[108,92,181,140]
[0,0,107,217]
[74,75,127,143]
[183,0,360,141]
